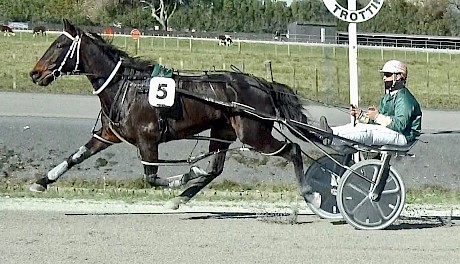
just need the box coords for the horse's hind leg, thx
[166,125,235,209]
[30,128,120,192]
[230,116,319,205]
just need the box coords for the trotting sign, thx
[322,0,384,23]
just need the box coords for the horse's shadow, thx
[186,212,314,224]
[66,211,311,224]
[186,213,457,229]
[66,211,458,229]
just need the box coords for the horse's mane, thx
[86,31,156,72]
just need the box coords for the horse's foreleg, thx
[30,133,115,192]
[138,142,173,187]
[143,163,171,187]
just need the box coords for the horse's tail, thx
[270,82,319,142]
[270,82,308,123]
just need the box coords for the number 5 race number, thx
[148,77,176,107]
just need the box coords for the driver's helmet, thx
[379,60,408,79]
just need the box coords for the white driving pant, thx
[331,123,408,146]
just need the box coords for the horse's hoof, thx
[166,174,186,188]
[304,192,322,209]
[164,197,190,210]
[29,183,47,192]
[189,166,208,180]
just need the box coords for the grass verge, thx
[1,177,459,205]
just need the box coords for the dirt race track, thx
[1,198,459,264]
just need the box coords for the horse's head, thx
[30,19,127,90]
[30,19,84,86]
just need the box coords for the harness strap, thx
[98,109,134,147]
[93,60,122,95]
[92,134,116,145]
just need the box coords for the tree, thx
[446,0,460,35]
[139,0,181,30]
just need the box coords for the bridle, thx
[53,31,81,78]
[53,30,122,95]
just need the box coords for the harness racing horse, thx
[33,25,46,36]
[1,25,15,36]
[29,19,321,209]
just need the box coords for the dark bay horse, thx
[29,19,321,209]
[33,25,46,36]
[1,25,15,36]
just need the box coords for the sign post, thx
[348,1,359,117]
[322,0,385,118]
[130,29,141,55]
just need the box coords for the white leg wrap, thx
[47,161,69,181]
[71,146,89,163]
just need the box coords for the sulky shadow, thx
[385,215,460,230]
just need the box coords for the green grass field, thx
[1,31,460,109]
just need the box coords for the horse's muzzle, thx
[30,69,53,86]
[29,70,41,84]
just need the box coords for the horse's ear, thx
[62,19,77,35]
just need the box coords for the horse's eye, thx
[57,43,63,48]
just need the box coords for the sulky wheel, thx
[336,159,406,230]
[304,154,354,219]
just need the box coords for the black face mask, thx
[384,80,405,91]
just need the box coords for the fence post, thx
[135,39,140,55]
[13,70,16,90]
[264,61,273,82]
[315,67,319,99]
[426,69,430,107]
[336,65,340,96]
[447,69,451,106]
[292,66,296,89]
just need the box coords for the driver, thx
[320,60,422,146]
